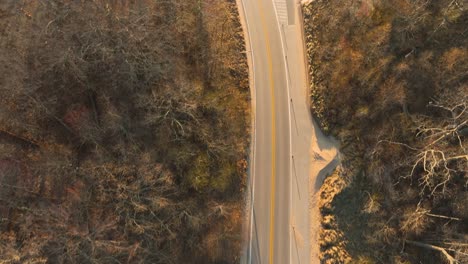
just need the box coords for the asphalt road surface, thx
[240,0,339,263]
[241,0,291,263]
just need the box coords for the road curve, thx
[239,0,291,263]
[239,0,340,263]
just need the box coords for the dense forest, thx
[304,0,467,263]
[0,0,249,263]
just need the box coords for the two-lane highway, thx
[240,0,291,263]
[240,0,340,263]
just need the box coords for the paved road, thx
[240,0,290,263]
[240,0,339,263]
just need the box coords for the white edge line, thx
[237,0,257,263]
[269,1,294,264]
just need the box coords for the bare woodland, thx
[304,0,467,263]
[0,0,249,263]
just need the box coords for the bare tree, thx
[378,93,467,196]
[410,95,467,195]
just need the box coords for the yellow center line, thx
[256,0,277,263]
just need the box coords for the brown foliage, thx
[0,0,248,263]
[304,0,467,262]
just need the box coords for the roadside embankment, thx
[303,0,467,263]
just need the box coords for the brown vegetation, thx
[304,0,467,263]
[0,0,249,263]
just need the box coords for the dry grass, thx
[317,169,352,264]
[304,0,467,262]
